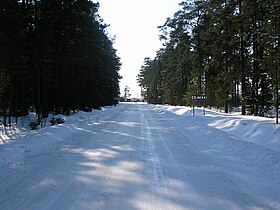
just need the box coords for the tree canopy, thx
[0,0,121,126]
[138,0,279,121]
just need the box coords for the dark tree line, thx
[138,0,279,122]
[0,0,121,126]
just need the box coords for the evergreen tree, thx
[138,0,279,122]
[0,0,121,126]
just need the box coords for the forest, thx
[0,0,121,126]
[137,0,279,121]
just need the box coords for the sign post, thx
[191,95,207,116]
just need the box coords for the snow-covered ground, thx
[151,104,280,152]
[0,103,279,209]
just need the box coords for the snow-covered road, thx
[0,103,279,210]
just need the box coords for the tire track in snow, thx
[139,106,170,209]
[148,105,271,210]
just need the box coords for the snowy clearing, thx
[0,103,280,210]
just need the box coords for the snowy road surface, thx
[0,103,280,209]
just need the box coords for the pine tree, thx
[139,0,278,123]
[0,0,121,127]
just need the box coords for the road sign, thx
[192,95,207,101]
[192,95,207,116]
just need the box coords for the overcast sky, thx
[96,0,182,98]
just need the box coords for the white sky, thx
[96,0,182,98]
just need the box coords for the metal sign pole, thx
[192,95,207,116]
[203,101,206,116]
[193,104,195,116]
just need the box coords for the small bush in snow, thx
[49,117,65,126]
[29,121,39,130]
[80,106,92,112]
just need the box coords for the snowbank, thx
[151,104,280,152]
[0,106,118,169]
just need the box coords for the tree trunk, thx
[239,0,246,115]
[275,5,279,124]
[3,107,7,127]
